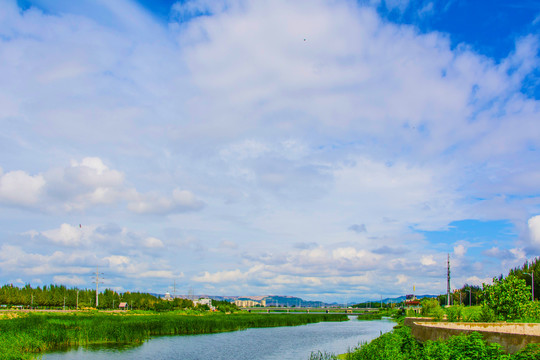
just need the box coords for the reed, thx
[0,312,347,360]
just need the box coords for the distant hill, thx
[352,294,438,307]
[157,294,334,307]
[155,293,439,307]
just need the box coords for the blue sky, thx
[1,0,539,302]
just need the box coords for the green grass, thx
[0,311,348,360]
[356,312,383,320]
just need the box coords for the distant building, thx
[234,299,264,307]
[119,302,128,310]
[404,294,421,314]
[162,292,173,301]
[405,294,420,306]
[194,298,216,311]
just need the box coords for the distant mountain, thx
[156,294,334,307]
[352,294,438,307]
[155,293,438,307]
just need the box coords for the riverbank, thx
[335,322,540,359]
[0,311,347,360]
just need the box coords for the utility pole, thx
[447,254,451,306]
[93,265,104,308]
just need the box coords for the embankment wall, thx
[404,318,540,354]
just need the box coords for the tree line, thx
[0,284,236,312]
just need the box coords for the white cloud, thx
[528,215,540,247]
[144,237,164,248]
[42,223,87,246]
[466,276,493,286]
[127,188,204,214]
[193,269,246,283]
[453,244,466,257]
[0,157,204,215]
[219,240,238,249]
[0,169,45,206]
[105,255,130,268]
[138,270,177,279]
[396,274,408,284]
[53,275,85,286]
[420,255,436,266]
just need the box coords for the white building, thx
[193,298,216,310]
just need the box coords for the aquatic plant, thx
[0,312,347,359]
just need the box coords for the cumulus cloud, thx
[420,255,436,266]
[0,169,45,206]
[454,244,467,257]
[41,223,88,246]
[0,157,204,215]
[528,215,540,247]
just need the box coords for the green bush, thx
[420,298,445,321]
[520,301,540,321]
[478,305,496,322]
[512,343,540,360]
[351,326,422,360]
[347,327,524,360]
[446,305,464,322]
[482,275,530,320]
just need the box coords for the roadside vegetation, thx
[339,326,540,360]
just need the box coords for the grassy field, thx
[0,311,348,360]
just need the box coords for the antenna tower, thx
[447,254,451,306]
[93,265,104,308]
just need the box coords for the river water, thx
[43,317,395,360]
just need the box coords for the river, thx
[43,317,395,360]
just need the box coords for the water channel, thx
[43,317,396,360]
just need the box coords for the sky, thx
[0,0,539,303]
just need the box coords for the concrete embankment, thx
[404,317,540,354]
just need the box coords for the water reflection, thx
[44,317,395,360]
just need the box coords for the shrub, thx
[513,343,540,360]
[446,305,464,322]
[420,298,445,321]
[520,301,540,321]
[482,275,530,320]
[351,326,421,360]
[478,305,496,322]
